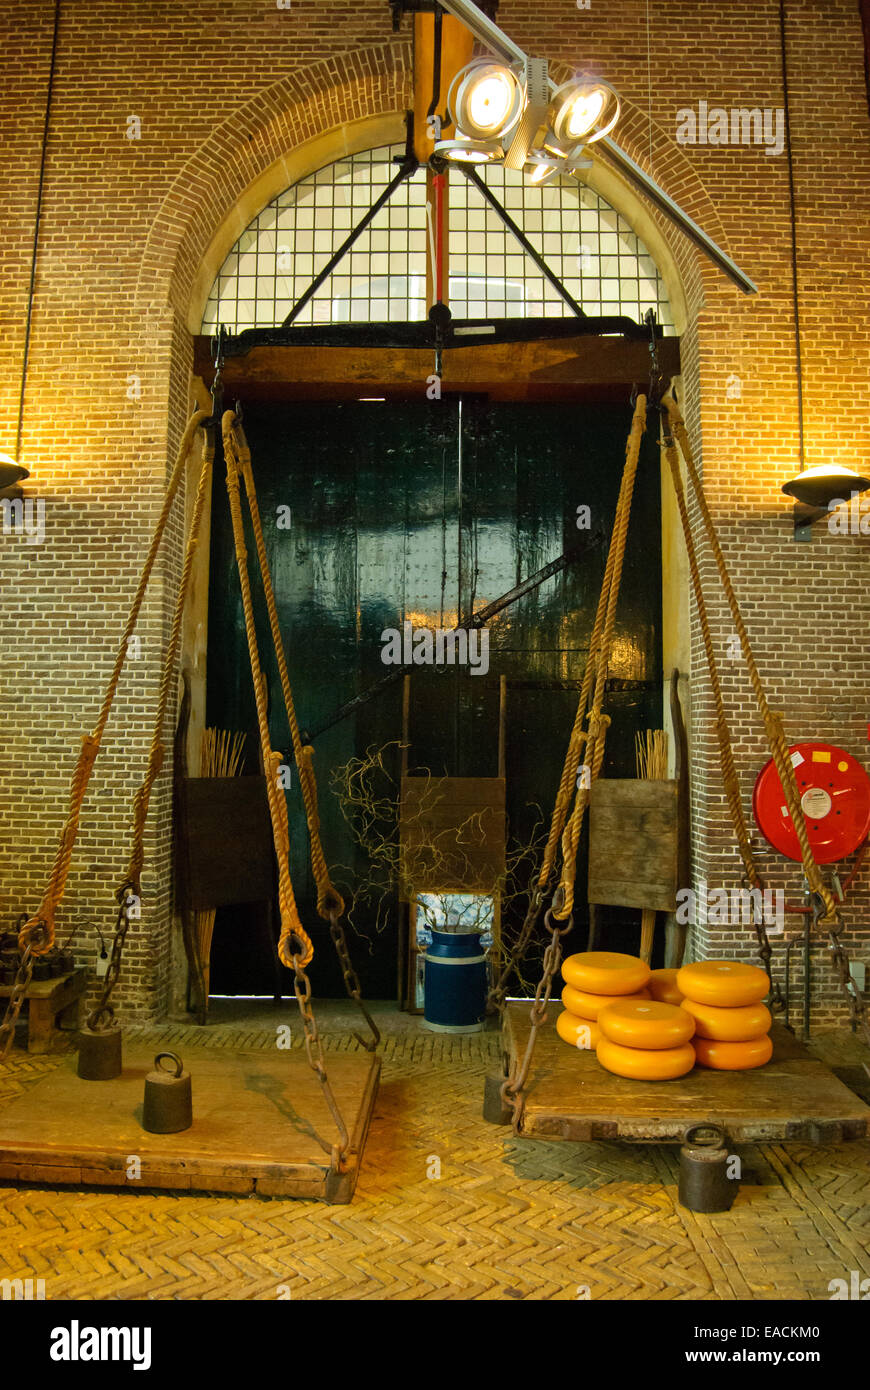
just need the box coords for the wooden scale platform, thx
[504,1004,869,1143]
[0,1044,380,1202]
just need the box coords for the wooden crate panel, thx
[400,775,506,893]
[588,778,679,911]
[504,1003,869,1143]
[176,776,274,910]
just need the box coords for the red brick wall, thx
[1,0,868,1029]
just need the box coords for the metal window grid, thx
[201,144,674,334]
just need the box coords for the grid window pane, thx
[201,143,673,335]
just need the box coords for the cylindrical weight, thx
[142,1051,193,1134]
[678,1123,738,1213]
[0,951,20,984]
[77,1025,123,1080]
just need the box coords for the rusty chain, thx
[327,910,380,1052]
[500,906,574,1127]
[749,895,785,1012]
[0,931,46,1061]
[86,884,136,1032]
[824,912,870,1053]
[486,886,547,1015]
[288,941,349,1165]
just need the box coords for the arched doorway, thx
[195,141,675,1002]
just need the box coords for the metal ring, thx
[88,1005,116,1032]
[154,1051,183,1077]
[683,1122,725,1148]
[322,891,343,919]
[25,921,51,953]
[543,908,574,936]
[283,932,309,962]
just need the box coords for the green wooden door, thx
[205,398,662,998]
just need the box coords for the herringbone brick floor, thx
[0,1012,868,1300]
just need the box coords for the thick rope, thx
[126,431,215,893]
[659,418,761,891]
[537,406,640,889]
[18,408,209,954]
[554,393,647,919]
[488,396,648,1003]
[222,412,314,970]
[663,394,836,921]
[233,424,344,920]
[659,414,784,1000]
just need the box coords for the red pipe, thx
[433,172,445,303]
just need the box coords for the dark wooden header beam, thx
[193,334,681,404]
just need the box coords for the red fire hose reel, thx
[753,742,870,865]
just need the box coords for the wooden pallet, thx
[0,1043,380,1202]
[504,1003,869,1143]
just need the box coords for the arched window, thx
[201,143,674,333]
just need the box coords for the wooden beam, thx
[413,12,472,162]
[193,334,680,403]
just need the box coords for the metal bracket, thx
[792,501,828,541]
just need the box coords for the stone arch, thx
[140,47,740,1015]
[134,42,413,326]
[138,44,741,342]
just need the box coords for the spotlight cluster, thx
[434,58,621,185]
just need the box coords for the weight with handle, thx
[142,1051,192,1134]
[31,956,54,982]
[76,1025,123,1080]
[678,1122,739,1212]
[56,949,75,975]
[0,950,20,985]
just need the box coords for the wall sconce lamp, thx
[782,464,870,540]
[775,1,870,540]
[0,452,30,494]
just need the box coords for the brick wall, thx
[1,0,868,1029]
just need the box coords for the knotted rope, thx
[222,411,313,970]
[18,408,210,955]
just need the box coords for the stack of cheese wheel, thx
[557,951,651,1053]
[677,960,773,1069]
[647,968,684,1005]
[595,975,696,1081]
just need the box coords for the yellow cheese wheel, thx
[680,997,772,1042]
[596,1035,696,1080]
[693,1034,774,1070]
[647,968,684,1005]
[561,983,651,1020]
[562,951,651,997]
[676,959,769,1007]
[555,1010,600,1050]
[598,999,696,1050]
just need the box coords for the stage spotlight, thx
[447,59,523,140]
[547,79,621,148]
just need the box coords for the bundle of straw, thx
[635,728,668,782]
[635,728,668,963]
[194,728,246,1008]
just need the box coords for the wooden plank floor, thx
[505,1004,870,1143]
[0,1043,380,1202]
